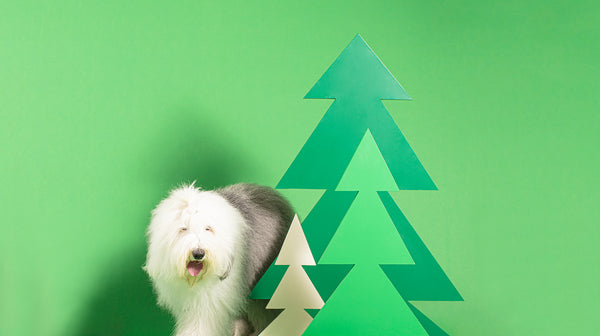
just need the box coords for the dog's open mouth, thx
[186,261,204,277]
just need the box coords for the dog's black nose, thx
[192,248,205,261]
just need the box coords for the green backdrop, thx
[1,1,598,335]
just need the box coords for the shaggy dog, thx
[144,183,294,336]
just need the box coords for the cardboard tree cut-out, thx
[259,215,324,336]
[254,34,462,335]
[302,130,428,335]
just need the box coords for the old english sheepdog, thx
[144,183,294,336]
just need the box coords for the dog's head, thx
[144,184,246,287]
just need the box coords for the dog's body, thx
[144,183,294,336]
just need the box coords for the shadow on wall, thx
[73,107,252,335]
[146,106,258,190]
[73,250,173,336]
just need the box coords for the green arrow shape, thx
[336,129,400,191]
[306,34,411,100]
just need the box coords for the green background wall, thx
[1,1,598,335]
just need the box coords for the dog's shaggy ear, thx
[218,256,234,281]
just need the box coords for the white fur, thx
[144,184,251,336]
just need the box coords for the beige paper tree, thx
[259,214,324,336]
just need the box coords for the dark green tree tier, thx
[277,35,436,191]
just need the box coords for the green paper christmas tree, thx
[303,130,428,335]
[254,34,462,335]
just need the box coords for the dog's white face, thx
[144,185,246,287]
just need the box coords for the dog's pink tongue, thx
[187,261,203,277]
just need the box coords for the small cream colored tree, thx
[259,215,324,336]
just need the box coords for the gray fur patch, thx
[216,183,294,291]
